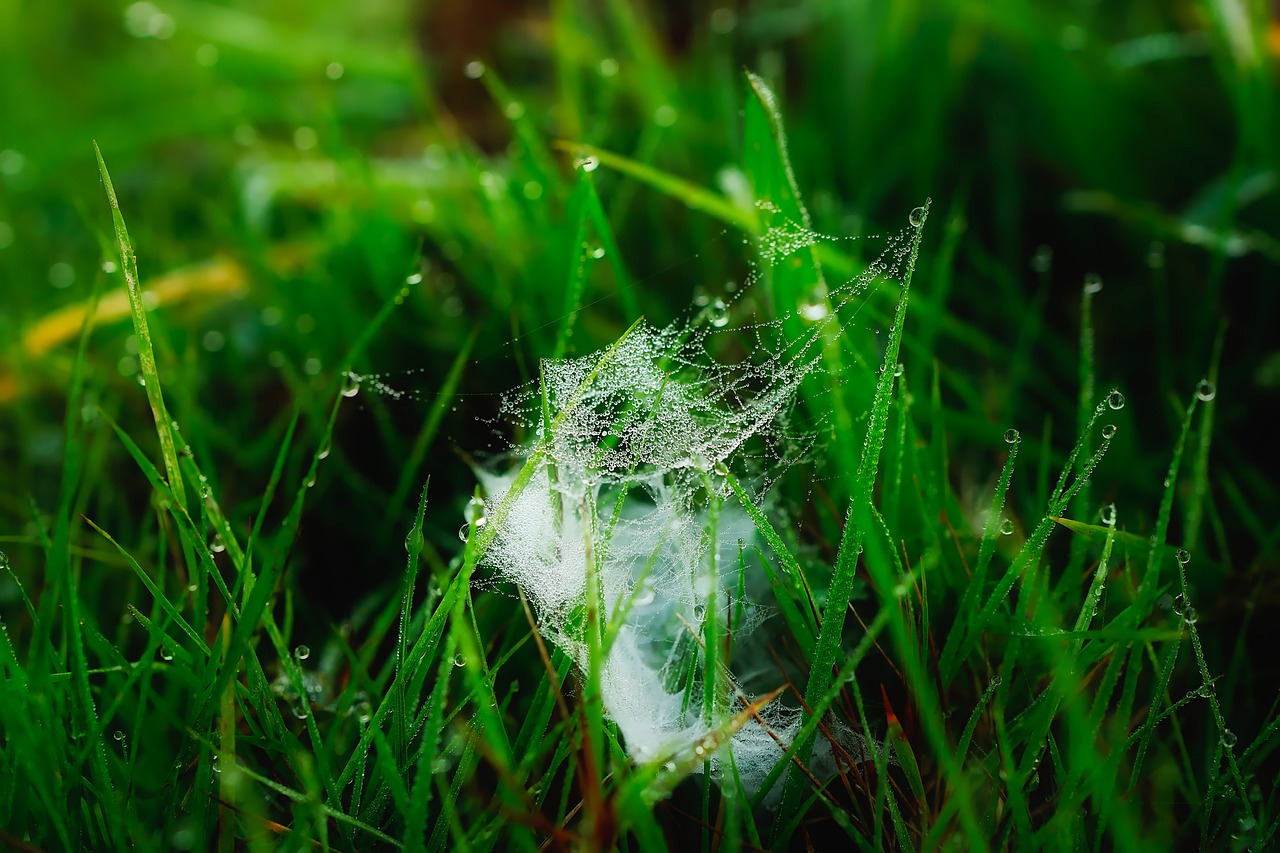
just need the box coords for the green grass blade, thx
[93,142,186,509]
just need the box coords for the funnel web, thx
[472,207,924,799]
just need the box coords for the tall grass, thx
[2,1,1277,850]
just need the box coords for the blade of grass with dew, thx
[774,198,930,840]
[197,389,345,716]
[553,141,756,232]
[742,69,826,316]
[404,632,457,852]
[337,568,466,792]
[884,369,910,531]
[94,143,186,510]
[1070,275,1100,582]
[398,481,430,767]
[1135,392,1199,606]
[236,408,300,604]
[102,416,237,617]
[939,436,1019,682]
[229,760,402,847]
[1126,392,1205,789]
[1174,545,1253,830]
[950,400,1118,671]
[724,461,819,642]
[741,70,861,495]
[82,518,209,656]
[1183,330,1225,553]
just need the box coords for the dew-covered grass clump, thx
[3,3,1278,851]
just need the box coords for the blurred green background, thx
[3,0,1276,610]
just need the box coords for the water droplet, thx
[304,473,316,489]
[159,646,174,661]
[1195,379,1216,402]
[211,754,221,773]
[708,298,729,328]
[1099,503,1116,525]
[1172,594,1187,616]
[1198,684,1213,698]
[295,644,311,661]
[1004,428,1021,445]
[1030,245,1052,273]
[350,701,372,724]
[1221,729,1237,749]
[210,534,225,554]
[893,583,908,598]
[798,295,828,321]
[187,582,198,593]
[574,155,599,173]
[317,440,331,461]
[633,583,656,606]
[1101,423,1117,439]
[1083,273,1103,294]
[909,206,927,228]
[504,101,525,120]
[999,518,1015,536]
[113,730,125,741]
[1176,549,1191,565]
[453,653,466,667]
[405,272,423,286]
[464,60,485,79]
[458,517,486,542]
[406,529,425,554]
[292,702,309,719]
[102,260,118,274]
[1107,390,1125,410]
[893,363,904,378]
[598,57,619,77]
[1183,606,1199,625]
[325,61,344,80]
[589,245,605,259]
[341,371,362,397]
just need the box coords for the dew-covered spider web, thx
[457,200,928,801]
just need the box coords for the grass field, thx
[2,1,1279,850]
